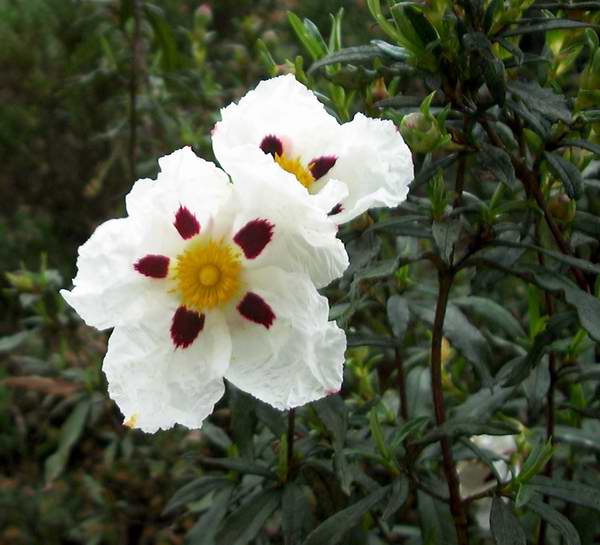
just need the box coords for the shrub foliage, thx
[2,0,600,544]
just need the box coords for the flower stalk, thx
[431,269,469,545]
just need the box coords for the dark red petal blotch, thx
[328,203,343,216]
[170,306,205,349]
[309,156,337,180]
[237,292,276,329]
[174,205,200,240]
[233,219,274,259]
[260,135,284,157]
[134,255,170,278]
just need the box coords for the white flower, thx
[212,74,414,224]
[458,434,519,530]
[61,147,347,432]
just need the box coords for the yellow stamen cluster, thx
[274,153,314,189]
[174,239,241,310]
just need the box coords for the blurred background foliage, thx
[2,0,600,544]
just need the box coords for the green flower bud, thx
[400,112,442,153]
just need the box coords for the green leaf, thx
[199,457,275,479]
[553,426,600,453]
[288,12,325,61]
[529,476,600,511]
[0,331,30,353]
[387,295,410,341]
[414,418,518,447]
[282,483,308,545]
[347,334,398,348]
[308,45,385,74]
[432,219,461,264]
[494,240,600,275]
[163,476,231,516]
[413,153,460,188]
[371,39,409,60]
[367,0,401,42]
[201,421,232,451]
[418,491,458,545]
[573,210,600,237]
[184,487,233,545]
[543,151,583,199]
[508,81,571,124]
[490,497,527,545]
[560,139,600,157]
[506,99,550,138]
[476,144,516,189]
[516,437,554,484]
[382,478,409,521]
[444,305,493,385]
[45,399,91,483]
[230,388,256,460]
[302,485,389,545]
[527,496,582,545]
[451,296,526,339]
[215,488,281,545]
[483,56,507,107]
[144,4,179,71]
[502,19,597,37]
[525,266,600,342]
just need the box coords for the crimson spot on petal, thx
[309,156,337,180]
[237,292,275,329]
[233,219,274,259]
[328,203,343,216]
[170,306,205,349]
[174,205,200,240]
[134,254,170,278]
[260,135,283,157]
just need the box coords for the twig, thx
[286,408,295,480]
[480,117,589,292]
[536,227,557,545]
[129,0,142,181]
[431,269,469,545]
[395,348,409,422]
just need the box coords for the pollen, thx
[274,153,314,189]
[174,239,242,310]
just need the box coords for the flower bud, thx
[547,192,575,223]
[400,112,441,153]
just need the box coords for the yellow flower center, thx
[274,153,314,189]
[174,239,241,310]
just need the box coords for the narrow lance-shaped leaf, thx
[543,151,583,199]
[302,486,390,545]
[308,45,385,74]
[490,497,527,545]
[527,495,582,545]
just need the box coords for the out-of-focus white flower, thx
[212,74,414,224]
[458,434,519,530]
[61,147,347,432]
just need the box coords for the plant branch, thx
[129,0,142,182]
[431,269,469,545]
[480,117,589,292]
[286,408,295,480]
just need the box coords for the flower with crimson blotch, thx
[212,74,414,224]
[61,147,347,432]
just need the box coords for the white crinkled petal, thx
[224,267,346,409]
[126,147,232,226]
[62,148,236,330]
[213,74,340,180]
[315,113,414,223]
[103,308,231,433]
[224,160,349,288]
[60,217,174,330]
